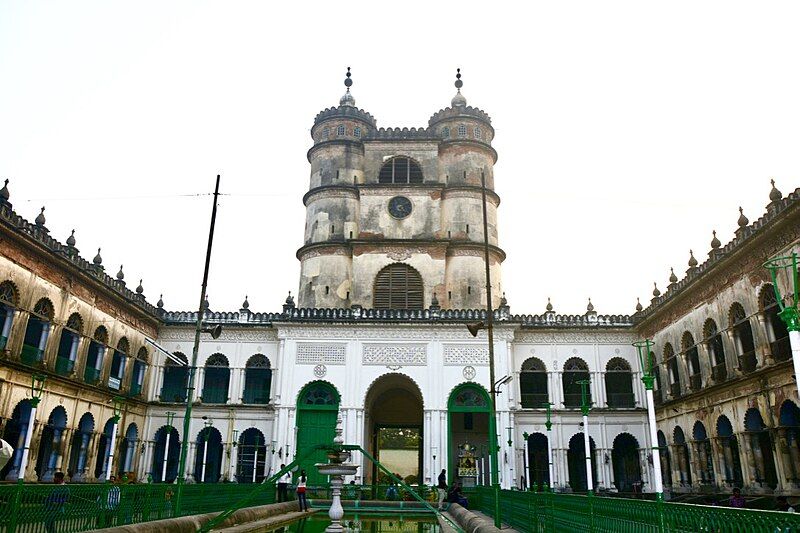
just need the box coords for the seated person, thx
[447,483,468,508]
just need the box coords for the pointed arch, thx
[203,353,230,404]
[703,318,727,382]
[22,298,54,366]
[151,425,180,483]
[243,354,271,404]
[729,302,757,372]
[68,412,95,481]
[1,399,32,480]
[35,406,68,481]
[194,426,223,483]
[237,427,266,483]
[605,358,634,408]
[563,357,590,408]
[296,381,341,485]
[760,283,791,360]
[567,433,597,492]
[120,423,139,474]
[611,433,642,492]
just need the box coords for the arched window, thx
[651,351,664,405]
[378,156,423,184]
[526,433,550,488]
[322,127,329,139]
[704,319,727,382]
[354,126,361,138]
[202,353,230,404]
[716,415,743,487]
[681,332,701,391]
[562,357,590,408]
[520,358,548,408]
[337,125,345,136]
[84,326,107,384]
[457,124,467,138]
[243,354,272,404]
[0,280,18,350]
[21,297,53,366]
[761,284,790,361]
[441,126,450,139]
[730,302,757,372]
[373,263,424,310]
[473,126,481,139]
[130,347,148,396]
[108,337,129,390]
[605,358,634,408]
[692,421,714,485]
[161,352,189,403]
[55,312,82,376]
[673,426,692,487]
[664,343,681,398]
[744,408,778,488]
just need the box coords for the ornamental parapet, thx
[313,106,376,127]
[428,105,493,127]
[364,127,438,141]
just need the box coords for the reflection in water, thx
[269,515,439,533]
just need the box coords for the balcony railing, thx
[55,357,74,376]
[160,388,187,403]
[712,363,727,383]
[20,344,43,366]
[689,374,702,391]
[129,382,142,397]
[771,336,791,362]
[242,390,269,405]
[738,351,757,373]
[202,389,228,404]
[563,393,590,408]
[83,367,101,384]
[520,393,550,408]
[669,382,681,399]
[606,393,635,408]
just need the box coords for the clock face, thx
[388,196,413,219]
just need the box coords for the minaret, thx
[298,68,375,307]
[430,69,503,309]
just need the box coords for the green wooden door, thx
[295,381,340,486]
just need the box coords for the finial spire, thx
[66,229,76,247]
[688,249,698,268]
[635,297,643,312]
[546,297,553,312]
[157,294,164,309]
[0,178,9,204]
[451,67,467,107]
[669,267,678,283]
[136,279,144,295]
[652,282,661,298]
[340,67,355,107]
[116,265,125,281]
[35,206,46,227]
[710,230,721,250]
[93,248,103,266]
[737,206,749,228]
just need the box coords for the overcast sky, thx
[1,1,798,316]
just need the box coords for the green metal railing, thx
[20,344,43,366]
[0,482,269,533]
[54,357,74,376]
[476,486,800,532]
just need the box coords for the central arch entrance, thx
[364,374,424,485]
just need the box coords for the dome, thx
[451,91,467,107]
[340,90,355,107]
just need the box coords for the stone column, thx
[140,440,154,481]
[423,410,432,484]
[195,367,205,402]
[718,437,733,488]
[740,433,759,490]
[57,427,73,476]
[86,431,101,482]
[775,429,796,490]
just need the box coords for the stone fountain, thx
[316,415,358,533]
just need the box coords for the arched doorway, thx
[1,399,31,480]
[237,428,267,483]
[657,430,672,487]
[119,423,138,476]
[526,433,549,488]
[716,415,743,488]
[744,408,778,489]
[673,426,692,487]
[35,405,67,481]
[94,418,115,480]
[194,426,223,483]
[567,432,597,492]
[68,412,94,482]
[612,433,642,492]
[296,381,340,485]
[692,421,715,485]
[151,425,180,483]
[364,374,423,485]
[447,383,493,487]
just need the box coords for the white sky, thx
[1,1,798,316]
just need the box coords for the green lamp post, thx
[17,373,45,483]
[633,339,664,501]
[104,396,125,482]
[542,401,554,490]
[576,380,593,493]
[764,252,800,388]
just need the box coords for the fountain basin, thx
[315,463,359,477]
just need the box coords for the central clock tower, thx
[297,69,505,310]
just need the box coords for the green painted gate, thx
[295,380,340,485]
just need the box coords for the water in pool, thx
[269,514,441,533]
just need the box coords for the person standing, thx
[728,487,746,508]
[296,470,308,511]
[44,472,69,533]
[437,470,447,510]
[277,464,291,502]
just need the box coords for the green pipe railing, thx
[476,486,800,532]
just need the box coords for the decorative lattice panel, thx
[443,345,489,366]
[362,344,427,366]
[296,343,346,365]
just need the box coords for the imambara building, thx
[0,70,798,500]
